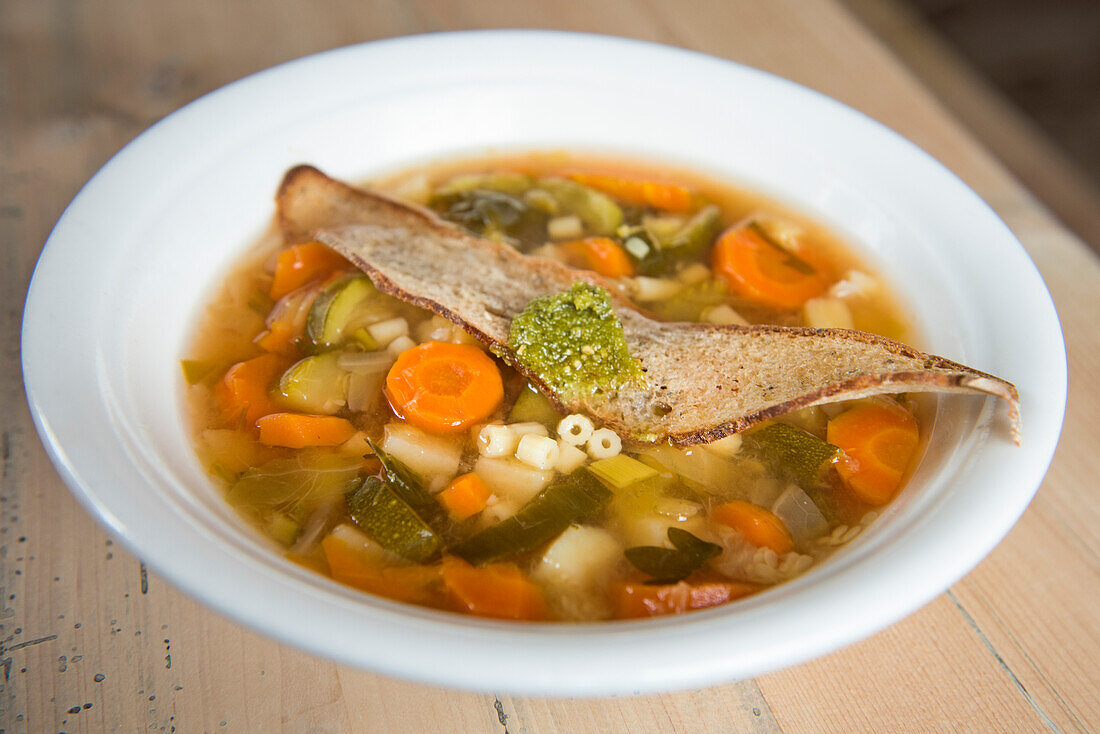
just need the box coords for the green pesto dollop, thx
[507,282,644,400]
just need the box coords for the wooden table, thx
[4,1,1098,731]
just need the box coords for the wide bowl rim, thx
[21,30,1067,695]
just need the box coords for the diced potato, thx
[479,495,520,526]
[548,215,584,240]
[532,525,622,589]
[554,440,588,474]
[803,297,855,330]
[702,304,749,326]
[629,276,682,302]
[387,334,418,356]
[676,262,711,285]
[828,269,879,299]
[338,431,372,456]
[620,514,707,548]
[473,456,555,505]
[701,432,742,458]
[382,423,462,483]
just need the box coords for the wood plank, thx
[3,0,1099,731]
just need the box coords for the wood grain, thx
[3,0,1098,732]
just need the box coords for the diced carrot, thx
[321,534,440,604]
[568,172,695,213]
[441,555,548,621]
[711,223,829,309]
[561,237,635,278]
[612,579,758,619]
[385,341,504,434]
[256,413,357,448]
[269,242,352,299]
[254,321,299,355]
[215,353,293,429]
[827,400,920,506]
[438,473,491,521]
[711,501,794,554]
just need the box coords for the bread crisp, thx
[277,165,1020,445]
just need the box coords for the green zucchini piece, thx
[306,275,375,349]
[624,527,722,584]
[181,359,220,385]
[507,382,562,427]
[345,477,441,563]
[277,351,349,414]
[226,452,361,512]
[367,439,449,534]
[662,204,721,263]
[450,469,612,566]
[743,423,840,488]
[538,178,623,236]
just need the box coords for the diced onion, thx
[367,317,409,347]
[770,484,829,546]
[337,350,394,375]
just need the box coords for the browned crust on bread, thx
[276,165,1021,445]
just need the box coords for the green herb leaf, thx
[624,527,721,584]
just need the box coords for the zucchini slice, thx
[277,352,349,414]
[306,275,375,349]
[345,477,442,563]
[450,469,612,566]
[743,422,840,488]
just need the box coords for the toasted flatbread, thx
[277,165,1020,445]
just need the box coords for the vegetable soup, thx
[184,153,925,622]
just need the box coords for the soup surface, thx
[184,153,923,622]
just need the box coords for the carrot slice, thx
[256,413,357,448]
[711,224,829,309]
[827,401,920,505]
[711,501,794,554]
[254,320,299,356]
[385,341,504,434]
[269,242,352,299]
[321,534,440,604]
[438,472,491,521]
[568,172,695,213]
[215,353,293,429]
[562,237,635,278]
[612,579,758,619]
[441,556,548,621]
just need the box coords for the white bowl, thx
[22,31,1065,695]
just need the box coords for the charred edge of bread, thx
[284,165,1021,446]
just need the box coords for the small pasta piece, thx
[478,424,519,458]
[386,334,417,356]
[629,276,682,302]
[548,215,584,240]
[509,422,549,438]
[803,297,855,330]
[554,440,588,474]
[515,434,560,470]
[587,428,621,459]
[367,316,409,347]
[557,414,594,445]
